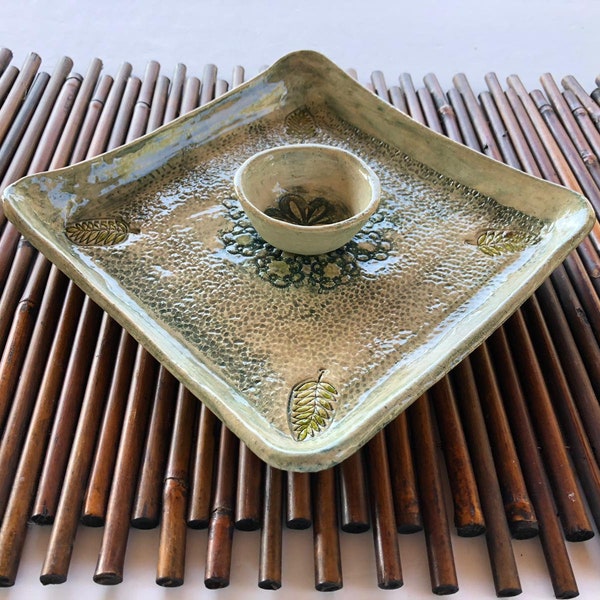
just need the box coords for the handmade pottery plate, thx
[3,51,594,471]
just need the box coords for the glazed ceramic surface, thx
[3,51,594,471]
[234,144,381,255]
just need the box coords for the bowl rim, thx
[233,143,381,232]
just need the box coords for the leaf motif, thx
[284,106,318,139]
[469,228,540,256]
[65,219,130,246]
[289,370,337,441]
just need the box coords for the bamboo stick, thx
[81,331,137,526]
[411,392,459,594]
[187,402,220,528]
[235,444,263,530]
[541,73,600,189]
[388,85,407,113]
[532,88,600,213]
[505,310,593,541]
[0,47,12,75]
[39,316,121,583]
[0,70,81,332]
[204,425,239,589]
[0,295,101,585]
[49,58,103,169]
[162,63,186,125]
[312,468,343,591]
[452,72,501,158]
[106,76,141,149]
[450,359,522,597]
[146,74,170,134]
[0,52,41,147]
[507,75,600,251]
[398,73,424,124]
[561,74,600,128]
[131,366,178,528]
[125,60,159,142]
[199,64,217,106]
[447,87,481,151]
[258,465,283,590]
[385,413,422,533]
[155,386,197,586]
[424,72,539,540]
[0,265,68,461]
[31,299,113,525]
[469,344,538,539]
[0,281,84,519]
[487,328,578,598]
[85,62,132,157]
[534,278,600,455]
[337,450,370,533]
[522,294,600,530]
[286,472,312,529]
[479,90,521,166]
[423,73,462,141]
[365,430,402,589]
[370,70,390,102]
[416,86,443,134]
[0,253,52,419]
[0,66,18,106]
[430,376,485,537]
[0,72,48,267]
[28,72,83,171]
[70,74,113,163]
[93,347,158,584]
[0,56,72,185]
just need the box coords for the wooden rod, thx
[234,444,263,530]
[93,347,158,584]
[204,425,239,589]
[130,366,178,529]
[505,310,593,541]
[0,52,42,147]
[259,465,283,589]
[312,468,343,591]
[385,413,422,533]
[430,376,485,537]
[126,60,160,142]
[451,359,522,597]
[408,395,458,594]
[81,330,137,526]
[337,449,370,533]
[0,295,101,585]
[365,430,403,589]
[487,328,578,598]
[39,315,122,583]
[155,386,197,587]
[469,344,538,539]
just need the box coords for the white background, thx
[2,1,600,598]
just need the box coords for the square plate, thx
[3,51,594,471]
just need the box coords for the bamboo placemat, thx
[0,47,600,597]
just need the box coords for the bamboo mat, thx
[0,47,600,597]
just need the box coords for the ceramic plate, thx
[3,51,594,471]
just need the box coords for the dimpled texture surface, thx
[68,104,545,437]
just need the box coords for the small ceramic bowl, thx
[233,144,381,255]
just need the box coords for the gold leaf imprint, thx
[65,219,130,246]
[284,106,318,139]
[289,370,337,441]
[469,229,540,256]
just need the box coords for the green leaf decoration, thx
[470,228,540,256]
[289,370,338,441]
[65,219,130,246]
[284,106,318,139]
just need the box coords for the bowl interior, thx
[236,145,377,226]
